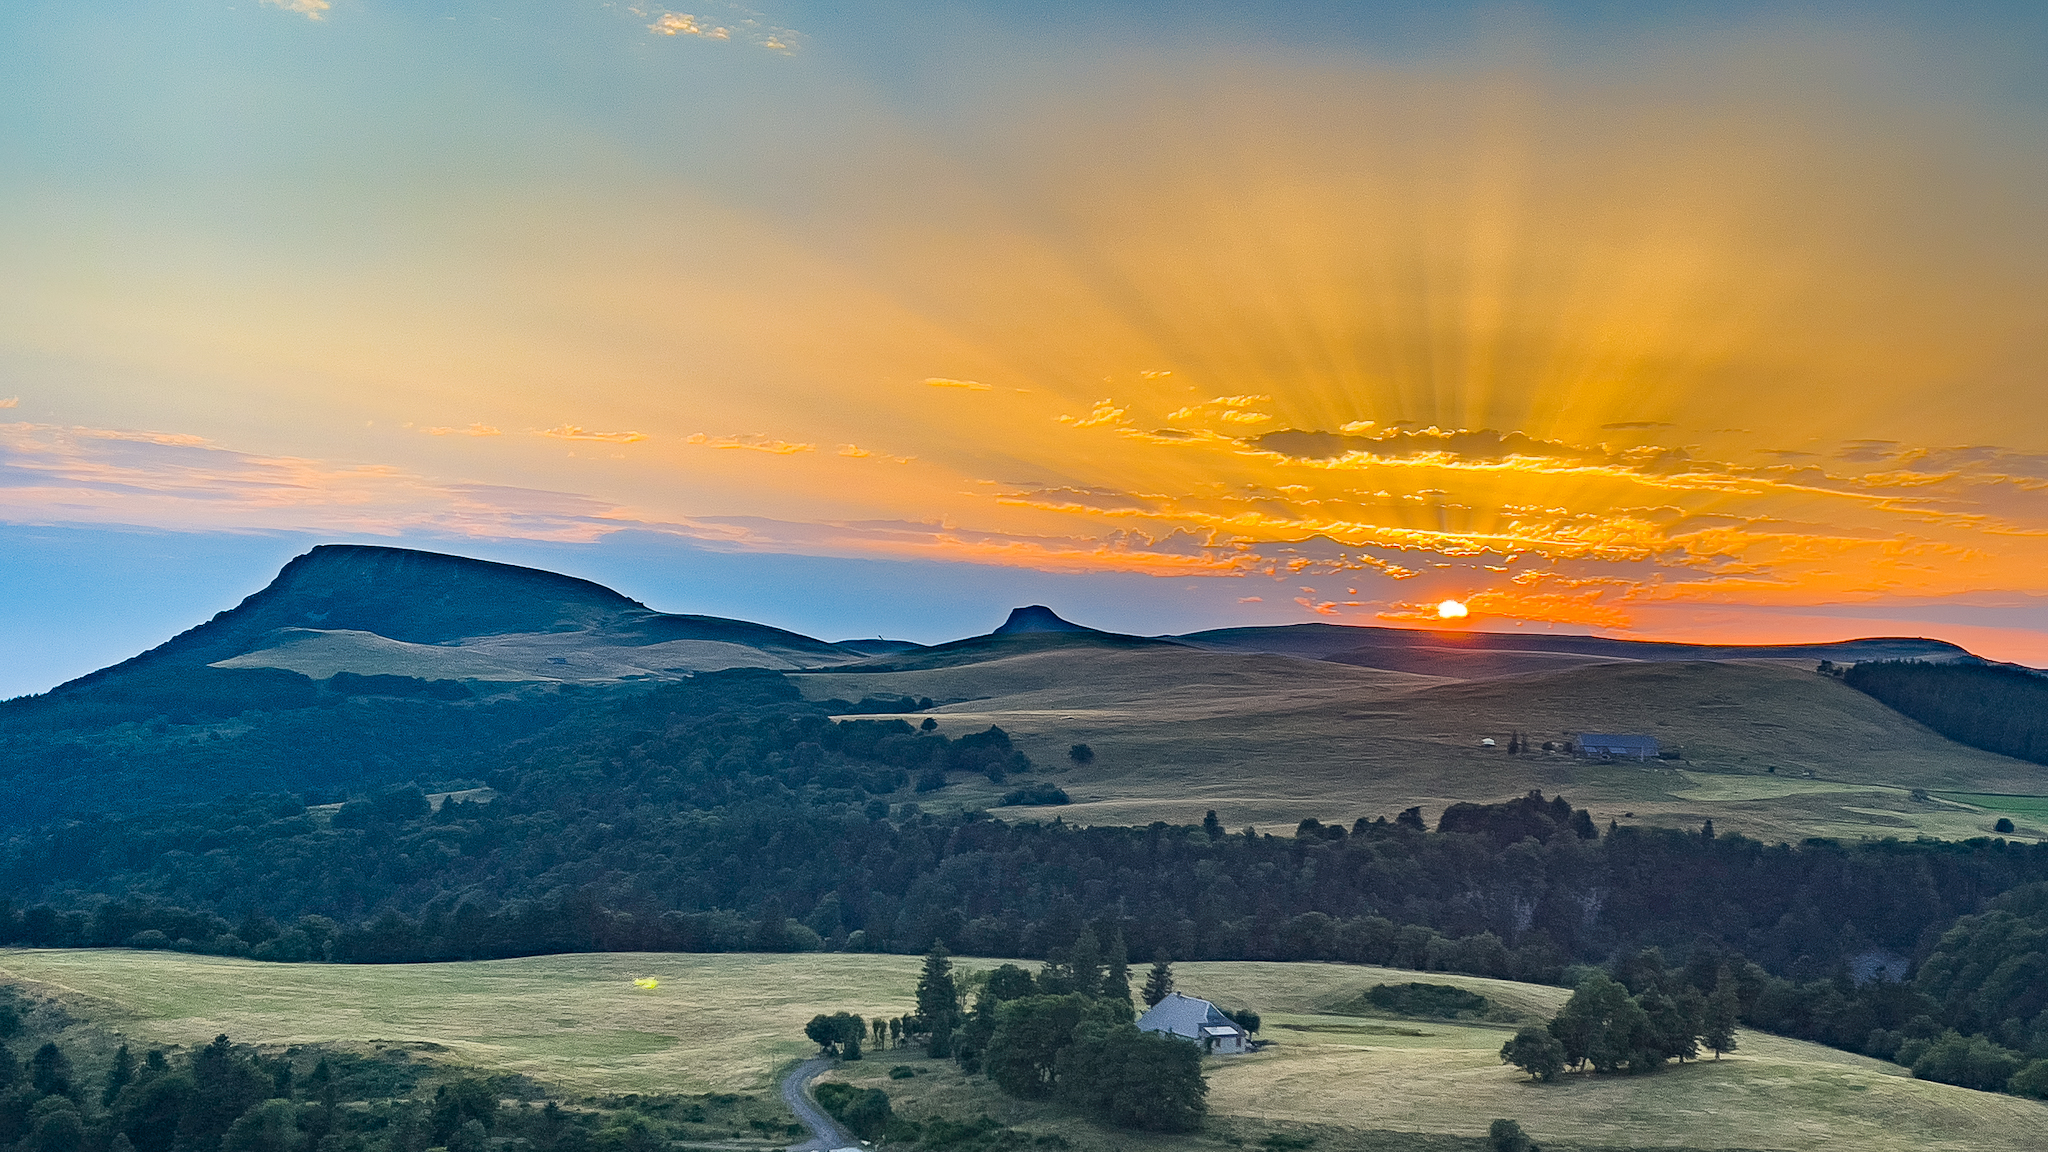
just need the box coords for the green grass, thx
[7,951,2044,1152]
[1936,792,2048,833]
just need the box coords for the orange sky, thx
[3,1,2047,669]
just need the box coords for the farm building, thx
[1135,992,1250,1054]
[1577,733,1659,760]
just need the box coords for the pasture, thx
[4,950,2044,1151]
[796,649,2048,843]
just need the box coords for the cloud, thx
[0,422,628,541]
[1254,426,1608,464]
[924,377,990,390]
[686,432,813,454]
[260,0,331,19]
[0,398,16,409]
[538,425,648,443]
[648,13,729,39]
[423,424,501,437]
[1057,399,1128,429]
[838,444,913,463]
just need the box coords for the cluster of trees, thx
[822,940,1207,1133]
[0,1028,610,1152]
[1501,962,1739,1081]
[1842,659,2048,765]
[803,1012,910,1060]
[0,985,796,1152]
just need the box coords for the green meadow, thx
[4,950,2043,1151]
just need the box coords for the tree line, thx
[0,985,726,1152]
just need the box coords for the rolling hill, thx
[2,543,2040,841]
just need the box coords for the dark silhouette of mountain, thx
[59,544,857,691]
[1171,622,1972,678]
[993,605,1098,635]
[835,638,929,655]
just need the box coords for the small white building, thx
[1136,992,1250,1055]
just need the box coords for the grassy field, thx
[5,950,2044,1151]
[1934,792,2048,838]
[795,649,2048,843]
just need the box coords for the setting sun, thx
[1437,600,1469,620]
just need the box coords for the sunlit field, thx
[4,950,2043,1150]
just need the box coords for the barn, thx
[1578,733,1660,760]
[1135,992,1250,1054]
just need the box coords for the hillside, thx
[4,950,2042,1152]
[796,649,2047,843]
[1173,622,1972,679]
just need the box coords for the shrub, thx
[1489,1118,1537,1152]
[999,783,1070,807]
[1364,983,1489,1019]
[812,1082,892,1139]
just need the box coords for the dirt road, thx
[781,1056,859,1151]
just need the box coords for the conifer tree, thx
[1103,931,1132,1003]
[1702,968,1741,1059]
[1142,955,1175,1008]
[102,1045,133,1107]
[1067,929,1104,999]
[915,943,960,1057]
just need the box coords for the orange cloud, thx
[686,433,813,454]
[539,425,648,443]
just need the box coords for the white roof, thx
[1137,992,1243,1040]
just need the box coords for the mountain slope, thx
[63,544,861,689]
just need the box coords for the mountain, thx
[992,605,1098,635]
[65,544,867,689]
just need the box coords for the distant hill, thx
[1173,621,1971,678]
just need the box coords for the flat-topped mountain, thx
[66,544,866,688]
[993,605,1098,635]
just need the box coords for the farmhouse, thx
[1577,733,1659,760]
[1135,992,1250,1054]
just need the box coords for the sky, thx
[4,1,2048,697]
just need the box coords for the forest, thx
[1,669,2045,1094]
[1841,659,2048,764]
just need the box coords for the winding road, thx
[780,1056,860,1152]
